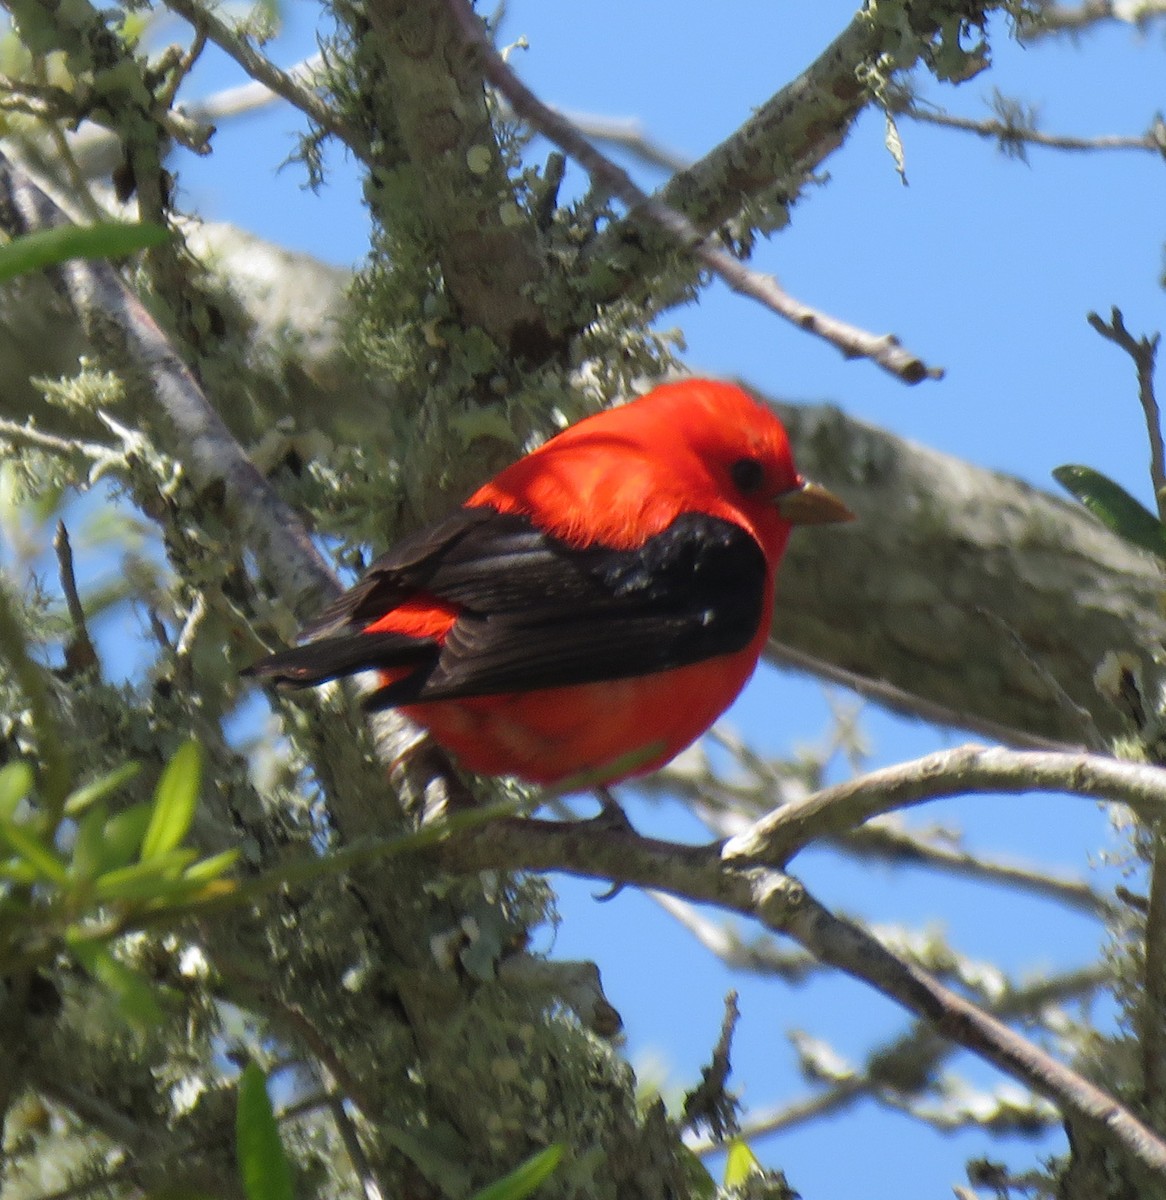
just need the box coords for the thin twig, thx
[693,1082,864,1152]
[163,0,362,154]
[766,641,1085,753]
[156,30,208,111]
[1019,0,1166,37]
[681,991,741,1141]
[654,747,1117,919]
[318,1064,385,1200]
[0,575,71,820]
[844,819,1117,919]
[1088,308,1165,510]
[975,606,1101,748]
[444,0,942,386]
[721,743,1166,866]
[901,103,1166,157]
[63,54,327,180]
[0,416,110,462]
[1087,306,1166,1110]
[28,1076,146,1150]
[651,892,819,983]
[53,521,98,677]
[210,952,375,1114]
[0,151,338,619]
[691,963,1107,1154]
[544,109,690,174]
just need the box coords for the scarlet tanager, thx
[245,380,853,785]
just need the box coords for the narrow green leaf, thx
[469,1145,563,1200]
[0,761,33,821]
[68,936,164,1025]
[677,1146,717,1200]
[182,847,240,884]
[141,740,202,861]
[70,802,111,881]
[723,1138,761,1189]
[103,803,153,868]
[236,1063,295,1200]
[0,820,68,883]
[0,859,38,884]
[104,874,218,908]
[539,742,666,800]
[95,849,199,900]
[1053,464,1166,560]
[64,762,141,817]
[0,222,168,284]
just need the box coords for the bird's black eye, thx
[731,457,765,495]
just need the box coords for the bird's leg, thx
[587,786,633,901]
[591,785,633,831]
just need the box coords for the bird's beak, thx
[775,479,855,525]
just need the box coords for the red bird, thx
[245,380,852,786]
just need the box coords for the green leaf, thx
[182,847,240,885]
[449,405,520,447]
[1053,464,1166,560]
[0,761,33,821]
[469,1145,563,1200]
[677,1146,717,1200]
[0,820,68,883]
[70,802,111,881]
[103,802,154,867]
[0,858,38,884]
[236,1063,295,1200]
[95,849,199,901]
[0,222,168,284]
[141,740,202,861]
[64,762,141,817]
[723,1138,761,1189]
[68,936,164,1025]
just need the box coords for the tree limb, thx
[444,814,1166,1180]
[446,0,941,384]
[721,743,1166,866]
[0,151,339,618]
[768,398,1166,747]
[584,1,996,313]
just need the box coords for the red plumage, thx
[245,380,852,785]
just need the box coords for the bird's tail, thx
[242,632,436,688]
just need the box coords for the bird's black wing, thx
[377,509,769,705]
[294,506,502,640]
[245,508,769,706]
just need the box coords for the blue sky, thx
[150,2,1166,1194]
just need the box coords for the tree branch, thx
[843,818,1117,918]
[444,815,1166,1179]
[1019,0,1166,37]
[768,397,1166,747]
[722,743,1166,866]
[0,151,339,618]
[899,99,1166,159]
[358,0,549,353]
[692,964,1106,1152]
[163,0,357,151]
[584,1,995,312]
[446,0,941,384]
[1086,306,1166,1115]
[4,212,1157,751]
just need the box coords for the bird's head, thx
[631,379,854,553]
[471,377,853,555]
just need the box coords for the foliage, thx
[1,2,1165,1200]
